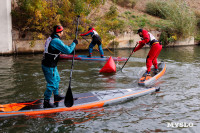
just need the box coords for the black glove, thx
[73,39,78,45]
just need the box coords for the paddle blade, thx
[64,86,74,107]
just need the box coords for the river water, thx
[0,46,200,132]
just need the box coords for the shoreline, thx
[1,44,199,56]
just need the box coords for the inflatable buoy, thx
[99,56,116,73]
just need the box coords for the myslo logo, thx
[167,122,194,128]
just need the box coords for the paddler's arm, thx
[133,42,145,52]
[80,30,93,36]
[51,38,76,54]
[133,32,150,52]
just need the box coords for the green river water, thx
[0,46,200,132]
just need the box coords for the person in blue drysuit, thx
[42,25,78,108]
[80,27,104,58]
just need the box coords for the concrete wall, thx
[12,30,196,54]
[168,37,195,47]
[114,30,162,48]
[0,0,12,54]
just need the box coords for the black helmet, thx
[137,29,143,34]
[88,27,93,31]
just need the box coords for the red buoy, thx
[99,56,116,73]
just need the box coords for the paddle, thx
[81,36,90,44]
[120,43,138,71]
[81,34,114,55]
[81,36,99,51]
[64,15,80,107]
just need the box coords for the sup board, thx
[59,54,127,61]
[0,87,159,117]
[138,62,166,86]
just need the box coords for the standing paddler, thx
[133,29,162,76]
[42,25,78,108]
[80,27,104,58]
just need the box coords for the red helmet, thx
[54,25,63,33]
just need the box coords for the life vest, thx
[42,37,61,67]
[92,30,99,37]
[142,32,159,46]
[91,29,101,43]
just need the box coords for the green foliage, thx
[95,5,125,46]
[119,11,151,31]
[12,0,102,40]
[146,1,166,19]
[124,11,131,15]
[128,39,134,47]
[158,25,177,46]
[105,5,118,19]
[135,16,150,28]
[110,41,119,48]
[145,0,197,39]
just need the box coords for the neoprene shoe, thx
[87,55,92,58]
[43,99,54,108]
[143,71,151,76]
[154,69,159,74]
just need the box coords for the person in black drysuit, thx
[80,27,104,58]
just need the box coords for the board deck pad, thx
[138,62,166,86]
[74,92,99,105]
[0,87,159,117]
[59,54,127,62]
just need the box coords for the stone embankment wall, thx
[12,30,195,54]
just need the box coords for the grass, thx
[146,0,197,39]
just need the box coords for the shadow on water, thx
[1,46,200,132]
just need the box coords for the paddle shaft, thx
[64,15,80,107]
[81,36,99,51]
[120,43,138,71]
[69,16,79,84]
[81,31,113,55]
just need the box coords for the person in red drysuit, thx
[133,29,162,76]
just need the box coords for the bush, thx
[109,41,119,48]
[146,1,166,19]
[159,26,177,46]
[128,39,134,47]
[105,5,118,19]
[135,16,150,28]
[95,5,125,46]
[146,0,197,39]
[11,0,102,40]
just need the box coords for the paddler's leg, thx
[152,44,162,71]
[146,55,152,74]
[97,41,104,58]
[146,46,157,74]
[88,42,95,57]
[52,67,60,96]
[53,67,64,106]
[146,44,162,75]
[42,65,55,108]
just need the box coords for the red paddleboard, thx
[99,56,116,73]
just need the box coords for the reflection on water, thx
[0,46,200,132]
